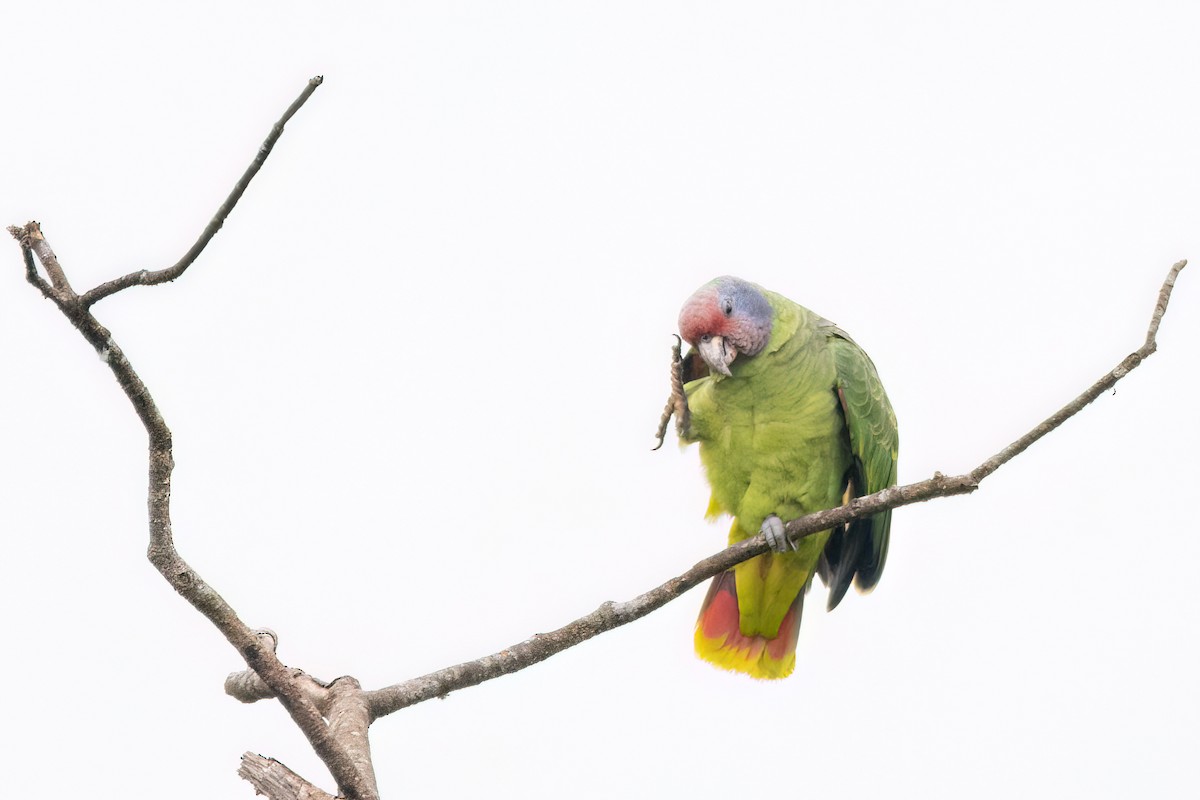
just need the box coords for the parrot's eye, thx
[700,333,712,342]
[722,299,734,316]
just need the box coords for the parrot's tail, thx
[693,569,803,680]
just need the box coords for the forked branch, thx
[9,78,379,800]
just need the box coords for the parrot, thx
[674,276,898,679]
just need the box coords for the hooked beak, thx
[698,335,737,377]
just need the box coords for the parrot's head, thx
[678,276,773,376]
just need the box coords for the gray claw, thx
[761,514,792,553]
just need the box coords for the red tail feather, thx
[694,569,803,679]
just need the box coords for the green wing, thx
[819,322,899,610]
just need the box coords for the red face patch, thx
[678,287,735,345]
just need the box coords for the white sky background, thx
[3,2,1199,797]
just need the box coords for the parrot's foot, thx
[652,397,673,451]
[653,334,692,449]
[761,514,794,553]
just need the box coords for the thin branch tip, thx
[78,76,325,308]
[1143,259,1188,349]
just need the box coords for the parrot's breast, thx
[685,303,851,540]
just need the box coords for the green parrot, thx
[675,276,898,679]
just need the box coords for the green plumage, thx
[683,284,897,677]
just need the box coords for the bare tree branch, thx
[225,629,331,705]
[17,223,74,295]
[964,258,1184,486]
[7,79,382,800]
[12,226,376,797]
[360,259,1187,719]
[226,637,378,795]
[239,753,337,800]
[77,76,324,309]
[325,678,379,799]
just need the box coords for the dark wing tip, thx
[852,510,892,593]
[822,520,873,612]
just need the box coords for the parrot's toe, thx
[761,514,793,553]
